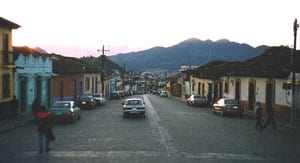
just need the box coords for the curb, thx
[0,118,33,134]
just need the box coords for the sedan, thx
[186,95,209,107]
[50,101,81,122]
[92,94,106,106]
[122,98,146,118]
[76,95,97,110]
[213,98,243,117]
[160,91,168,97]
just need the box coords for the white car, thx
[92,94,106,106]
[160,91,168,97]
[122,98,146,117]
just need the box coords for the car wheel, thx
[220,110,225,117]
[239,113,243,118]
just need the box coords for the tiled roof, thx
[189,46,300,80]
[52,54,98,74]
[13,46,52,63]
[0,17,20,29]
[13,46,98,74]
[232,46,300,78]
[189,60,241,79]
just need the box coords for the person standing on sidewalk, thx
[264,105,276,130]
[36,105,55,154]
[254,102,263,130]
[32,97,40,123]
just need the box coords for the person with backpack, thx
[36,105,55,154]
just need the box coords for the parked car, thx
[50,101,81,122]
[76,95,97,110]
[212,98,243,117]
[92,94,106,106]
[111,91,123,99]
[160,91,168,97]
[186,95,209,107]
[122,98,146,117]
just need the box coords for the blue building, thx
[13,47,54,114]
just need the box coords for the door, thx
[36,79,42,103]
[248,81,256,110]
[208,83,213,103]
[266,82,274,110]
[20,79,27,112]
[235,80,241,101]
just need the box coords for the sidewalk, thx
[168,95,300,131]
[0,113,34,133]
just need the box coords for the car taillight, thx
[67,111,73,116]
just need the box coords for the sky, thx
[1,0,300,57]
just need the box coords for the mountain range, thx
[108,38,268,73]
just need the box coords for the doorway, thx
[20,79,27,112]
[266,81,274,110]
[248,80,256,110]
[235,79,241,101]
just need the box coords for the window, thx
[2,33,9,64]
[224,80,229,93]
[198,82,201,95]
[2,74,10,98]
[85,77,90,91]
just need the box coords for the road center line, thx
[143,95,180,157]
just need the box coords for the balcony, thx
[1,50,15,68]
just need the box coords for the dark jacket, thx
[255,106,263,118]
[32,99,40,115]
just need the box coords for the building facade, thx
[0,17,20,117]
[13,49,54,113]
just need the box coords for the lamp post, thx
[291,18,299,124]
[98,45,109,97]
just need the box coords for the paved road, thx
[0,94,300,162]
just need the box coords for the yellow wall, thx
[0,27,15,102]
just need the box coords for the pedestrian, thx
[264,105,276,130]
[254,102,263,130]
[36,105,55,154]
[32,97,40,123]
[10,95,19,118]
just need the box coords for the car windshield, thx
[52,102,70,108]
[126,100,143,105]
[79,96,91,100]
[225,99,239,105]
[92,95,102,98]
[194,95,206,99]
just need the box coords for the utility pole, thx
[291,18,299,124]
[97,45,109,97]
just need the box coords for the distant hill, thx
[108,38,268,72]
